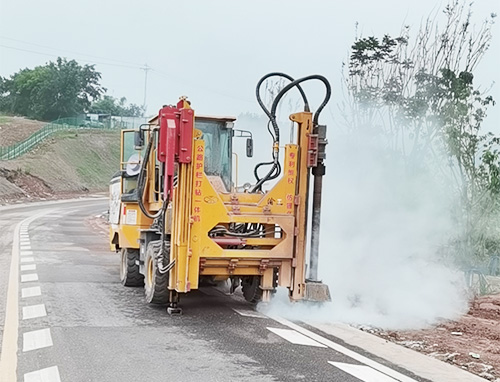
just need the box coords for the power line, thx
[0,35,143,68]
[0,44,142,70]
[151,68,255,104]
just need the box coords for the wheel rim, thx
[120,251,126,280]
[147,257,154,288]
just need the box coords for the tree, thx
[89,95,145,117]
[0,57,104,121]
[343,1,497,265]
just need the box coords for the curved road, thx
[0,198,482,382]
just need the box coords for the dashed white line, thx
[22,304,47,320]
[267,327,327,348]
[21,264,37,271]
[20,251,34,256]
[23,328,53,352]
[22,287,42,298]
[233,308,266,318]
[329,362,399,382]
[21,274,39,283]
[269,316,418,382]
[20,246,32,251]
[24,366,61,382]
[21,257,35,263]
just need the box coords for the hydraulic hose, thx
[252,73,310,192]
[255,72,310,143]
[270,74,331,129]
[251,74,331,192]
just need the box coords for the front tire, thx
[120,248,144,287]
[144,240,170,304]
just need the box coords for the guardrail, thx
[0,117,127,160]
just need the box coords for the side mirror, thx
[246,138,253,158]
[134,129,144,149]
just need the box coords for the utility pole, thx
[141,64,151,114]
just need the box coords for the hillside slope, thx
[0,115,46,146]
[0,129,120,202]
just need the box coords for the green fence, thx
[0,117,128,161]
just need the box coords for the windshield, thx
[195,120,232,191]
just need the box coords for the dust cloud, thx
[259,130,469,330]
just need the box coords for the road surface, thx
[0,198,481,382]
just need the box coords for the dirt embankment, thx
[0,117,120,203]
[0,116,46,146]
[370,294,500,381]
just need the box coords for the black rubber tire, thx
[144,240,170,304]
[242,276,263,303]
[120,248,144,287]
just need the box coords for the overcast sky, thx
[0,0,498,130]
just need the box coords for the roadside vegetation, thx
[343,1,498,269]
[0,58,143,121]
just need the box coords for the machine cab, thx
[195,115,235,192]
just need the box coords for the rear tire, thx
[120,248,144,287]
[144,240,170,304]
[242,276,263,303]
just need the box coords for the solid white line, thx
[22,304,47,320]
[21,257,35,263]
[233,308,266,318]
[21,264,36,271]
[20,251,34,256]
[269,316,418,382]
[23,328,53,352]
[329,362,399,382]
[267,327,327,347]
[21,274,38,283]
[0,220,22,382]
[24,366,61,382]
[22,287,42,298]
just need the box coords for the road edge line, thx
[0,212,49,382]
[268,315,418,382]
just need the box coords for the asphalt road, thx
[0,198,431,382]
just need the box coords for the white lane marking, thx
[23,328,53,352]
[329,362,399,382]
[22,304,47,320]
[269,316,418,382]
[21,251,34,256]
[22,287,42,298]
[267,327,327,347]
[233,309,266,318]
[20,246,31,250]
[21,264,37,271]
[21,257,35,263]
[0,219,23,381]
[24,366,61,382]
[20,240,31,244]
[21,274,39,282]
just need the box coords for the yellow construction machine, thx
[109,73,331,314]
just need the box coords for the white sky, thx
[0,0,498,130]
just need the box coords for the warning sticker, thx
[126,209,137,225]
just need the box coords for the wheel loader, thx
[109,72,331,314]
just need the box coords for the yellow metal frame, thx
[168,111,314,300]
[111,107,315,302]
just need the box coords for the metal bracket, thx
[228,259,238,273]
[307,134,319,168]
[199,258,206,271]
[259,259,270,273]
